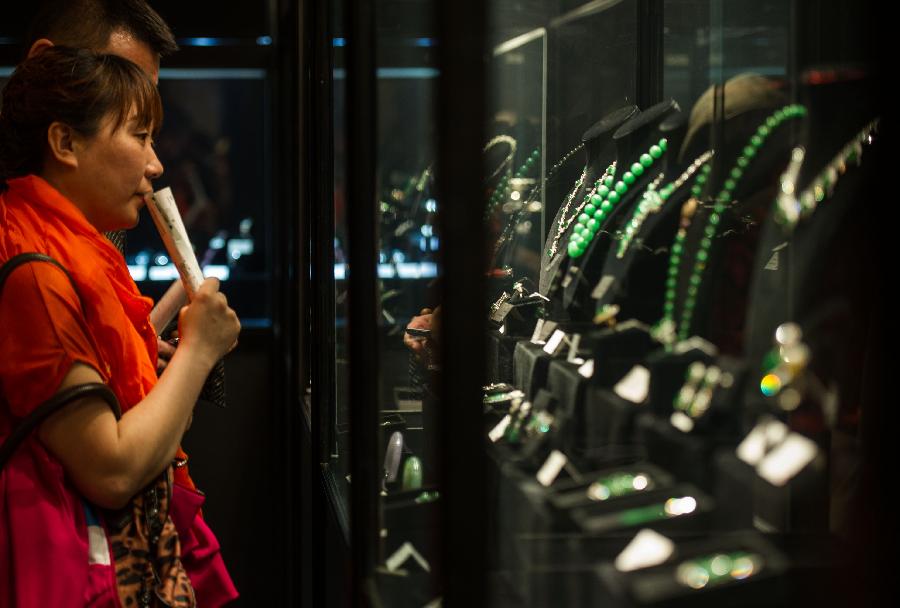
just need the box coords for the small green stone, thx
[672,242,683,255]
[687,284,698,297]
[750,135,763,148]
[585,203,597,216]
[666,277,677,289]
[766,116,777,129]
[591,194,605,208]
[690,274,701,287]
[668,265,679,277]
[601,200,613,213]
[700,237,712,249]
[587,218,600,232]
[568,241,581,257]
[724,179,737,192]
[757,125,770,137]
[697,249,708,262]
[596,186,610,199]
[691,185,702,197]
[659,138,668,151]
[615,181,628,195]
[709,213,720,226]
[696,173,708,185]
[730,167,743,181]
[665,289,675,301]
[608,191,621,204]
[744,146,756,159]
[774,109,786,121]
[664,301,674,313]
[640,153,654,167]
[604,176,614,188]
[623,172,636,185]
[704,225,716,238]
[631,162,645,177]
[675,232,686,243]
[579,212,590,224]
[650,145,663,159]
[694,260,706,273]
[737,156,749,169]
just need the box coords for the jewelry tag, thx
[566,334,582,363]
[385,542,431,573]
[530,319,546,344]
[614,529,675,573]
[592,275,616,300]
[533,320,558,344]
[672,336,717,356]
[757,433,818,487]
[614,365,651,404]
[536,450,568,487]
[543,329,567,355]
[489,301,514,324]
[578,359,594,378]
[737,418,788,466]
[561,267,577,289]
[489,415,512,443]
[670,411,694,433]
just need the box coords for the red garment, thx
[0,175,236,606]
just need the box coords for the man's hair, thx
[27,0,178,57]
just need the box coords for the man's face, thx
[102,29,160,84]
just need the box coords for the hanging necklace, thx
[655,104,807,345]
[616,150,714,259]
[491,142,587,259]
[547,162,616,259]
[774,118,879,232]
[567,138,668,259]
[485,147,541,220]
[483,135,517,182]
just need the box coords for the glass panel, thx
[373,1,442,604]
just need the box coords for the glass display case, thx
[302,0,885,606]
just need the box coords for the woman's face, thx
[69,108,164,231]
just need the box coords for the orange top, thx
[0,174,195,491]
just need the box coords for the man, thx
[26,0,181,367]
[26,0,177,84]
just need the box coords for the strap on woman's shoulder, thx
[0,253,118,471]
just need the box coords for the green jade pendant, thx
[402,456,423,490]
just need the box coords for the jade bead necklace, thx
[547,162,617,259]
[774,118,879,232]
[615,150,714,259]
[657,104,807,344]
[567,138,668,259]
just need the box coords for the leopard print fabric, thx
[105,466,196,608]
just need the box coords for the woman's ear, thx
[46,122,80,170]
[27,38,54,59]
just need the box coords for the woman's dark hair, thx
[0,46,163,188]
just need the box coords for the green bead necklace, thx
[774,118,879,232]
[567,138,668,259]
[547,162,616,258]
[615,150,714,259]
[485,147,541,220]
[656,104,807,344]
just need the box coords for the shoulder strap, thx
[0,253,120,471]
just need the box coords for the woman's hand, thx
[177,278,241,370]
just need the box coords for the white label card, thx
[530,319,546,344]
[592,275,616,300]
[536,450,568,487]
[578,359,595,379]
[757,433,818,487]
[543,329,567,355]
[385,542,431,573]
[614,365,651,404]
[488,415,512,443]
[670,411,694,433]
[614,529,676,573]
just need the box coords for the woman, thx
[0,47,240,606]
